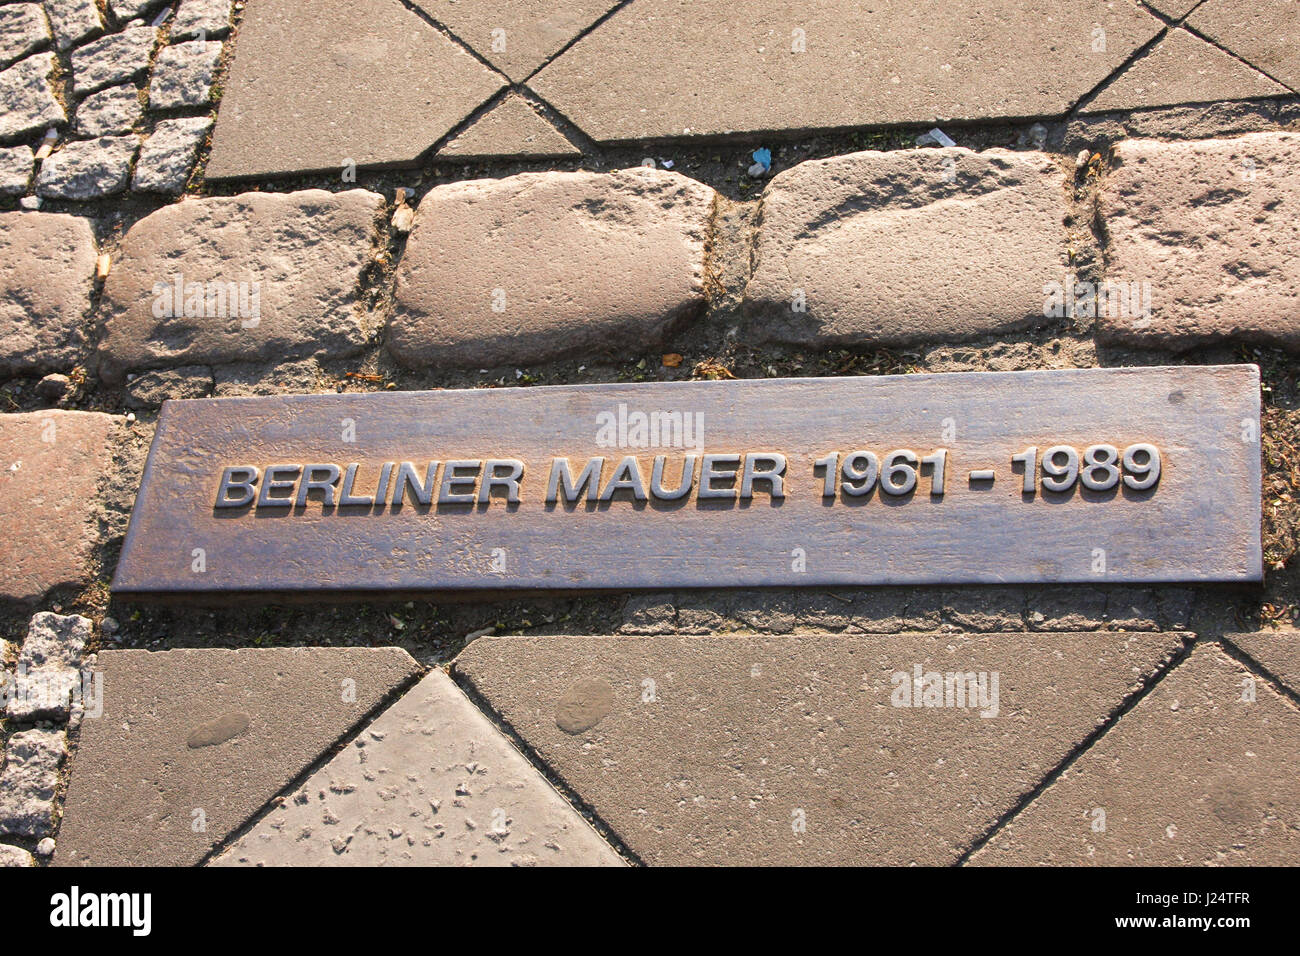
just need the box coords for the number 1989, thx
[1012,444,1161,493]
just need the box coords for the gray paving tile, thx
[1189,0,1300,92]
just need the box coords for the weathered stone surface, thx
[54,647,422,867]
[172,0,232,39]
[207,0,504,180]
[0,53,65,141]
[125,364,213,409]
[1085,27,1287,114]
[0,729,67,839]
[109,0,166,19]
[132,115,209,193]
[0,213,97,376]
[6,612,92,721]
[97,189,383,383]
[0,5,52,69]
[43,0,103,51]
[390,167,713,368]
[971,645,1300,865]
[213,670,622,866]
[454,632,1186,865]
[412,0,620,82]
[0,145,34,195]
[71,26,158,97]
[1189,0,1300,92]
[1099,133,1300,351]
[0,411,114,603]
[437,93,580,160]
[36,134,138,199]
[530,0,1162,143]
[744,148,1067,347]
[0,844,36,867]
[147,39,220,109]
[75,83,143,136]
[1225,631,1300,697]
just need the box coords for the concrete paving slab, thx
[1188,0,1300,92]
[530,0,1163,143]
[437,93,580,160]
[212,669,622,866]
[0,411,115,604]
[1099,132,1300,351]
[744,147,1068,348]
[206,0,504,180]
[96,188,384,383]
[970,644,1300,865]
[1225,631,1300,697]
[453,632,1186,865]
[1084,27,1288,114]
[412,0,620,82]
[54,647,421,867]
[389,167,713,368]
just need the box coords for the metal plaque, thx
[112,366,1262,600]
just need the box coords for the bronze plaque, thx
[112,366,1262,600]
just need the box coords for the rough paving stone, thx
[6,612,91,721]
[1225,631,1300,697]
[75,82,142,136]
[0,213,97,376]
[1027,587,1109,631]
[0,4,52,69]
[453,632,1186,865]
[743,148,1068,348]
[110,0,166,20]
[0,729,67,839]
[213,670,622,866]
[54,647,422,867]
[1124,101,1279,141]
[0,411,114,603]
[412,0,620,82]
[97,188,383,383]
[1099,133,1300,351]
[172,0,232,39]
[0,144,34,194]
[147,39,220,109]
[124,364,213,409]
[43,0,103,51]
[0,844,36,867]
[970,645,1300,865]
[1085,27,1287,114]
[0,52,66,141]
[36,134,138,199]
[132,115,209,193]
[71,26,158,98]
[389,167,714,368]
[530,0,1163,143]
[1189,0,1300,92]
[437,93,580,160]
[206,0,504,180]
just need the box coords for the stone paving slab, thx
[172,0,233,40]
[212,669,622,866]
[148,38,221,109]
[1225,631,1300,697]
[70,25,158,98]
[0,144,33,194]
[437,92,580,160]
[0,728,67,839]
[969,644,1300,865]
[44,0,104,52]
[1085,27,1288,114]
[0,52,66,141]
[1099,132,1300,351]
[54,647,422,867]
[1188,0,1300,92]
[75,83,144,137]
[412,0,620,82]
[744,148,1067,348]
[0,844,36,867]
[453,632,1186,865]
[0,410,116,604]
[6,612,92,722]
[389,167,714,368]
[36,134,139,199]
[206,0,504,180]
[0,212,97,376]
[96,188,384,383]
[0,4,52,69]
[530,0,1162,143]
[132,115,210,194]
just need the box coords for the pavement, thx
[0,0,1298,867]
